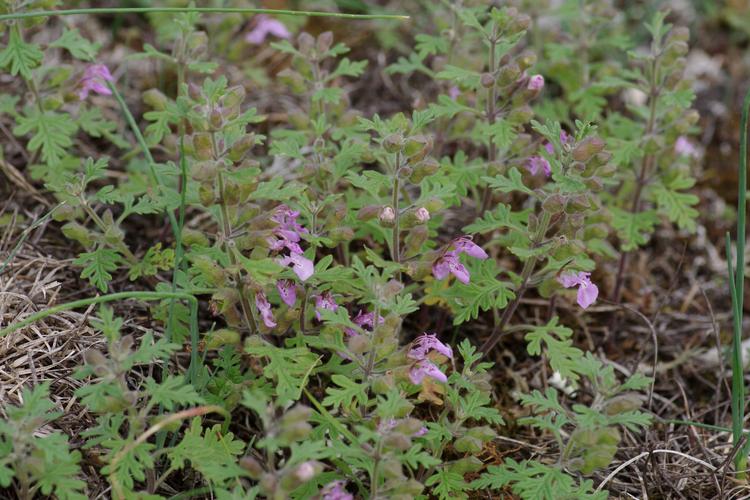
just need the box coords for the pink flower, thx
[379,206,395,223]
[321,481,353,500]
[448,86,461,100]
[78,64,114,100]
[452,236,489,259]
[409,360,448,384]
[408,333,454,361]
[415,207,430,223]
[344,310,384,336]
[432,236,488,284]
[270,205,314,281]
[557,271,599,309]
[675,136,699,158]
[255,291,276,328]
[278,252,314,281]
[432,252,470,284]
[526,156,551,177]
[245,15,291,44]
[314,291,338,320]
[527,74,544,91]
[276,279,297,307]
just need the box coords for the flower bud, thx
[104,224,124,245]
[423,197,445,213]
[199,183,216,206]
[383,433,411,451]
[348,334,370,354]
[191,161,219,182]
[404,135,433,162]
[497,62,521,86]
[404,225,429,258]
[383,133,404,153]
[222,85,246,109]
[371,373,394,394]
[193,132,214,160]
[187,82,202,101]
[143,88,168,111]
[316,31,334,53]
[454,435,483,453]
[604,393,643,415]
[240,457,264,479]
[527,74,544,91]
[279,421,312,444]
[480,72,495,88]
[542,194,565,214]
[297,32,315,55]
[410,157,440,183]
[467,425,496,441]
[507,105,533,124]
[357,205,381,221]
[380,458,404,480]
[572,136,606,162]
[187,31,208,57]
[205,328,241,349]
[379,206,396,225]
[62,222,93,247]
[329,226,354,243]
[228,134,257,162]
[518,52,537,70]
[670,26,690,43]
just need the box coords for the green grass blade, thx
[0,7,409,22]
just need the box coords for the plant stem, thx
[611,57,660,305]
[0,7,409,22]
[392,153,402,281]
[479,24,499,215]
[479,211,552,356]
[108,82,180,239]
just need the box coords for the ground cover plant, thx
[0,0,748,498]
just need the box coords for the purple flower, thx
[409,360,448,384]
[270,205,314,281]
[245,15,291,44]
[557,271,599,309]
[314,291,338,320]
[378,418,428,437]
[408,333,454,361]
[432,251,470,284]
[278,252,314,281]
[527,74,544,91]
[432,236,488,284]
[452,236,489,259]
[448,86,461,100]
[276,279,297,307]
[675,136,699,158]
[321,480,353,500]
[344,310,384,336]
[526,156,551,177]
[78,64,114,100]
[255,291,276,328]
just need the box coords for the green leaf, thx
[651,176,699,232]
[322,374,368,411]
[169,419,246,485]
[0,28,43,79]
[464,203,527,234]
[145,375,204,411]
[482,168,533,195]
[13,108,78,166]
[73,247,122,292]
[526,318,583,381]
[50,28,100,61]
[245,339,320,404]
[611,207,659,251]
[427,468,470,500]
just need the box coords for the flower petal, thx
[276,279,297,307]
